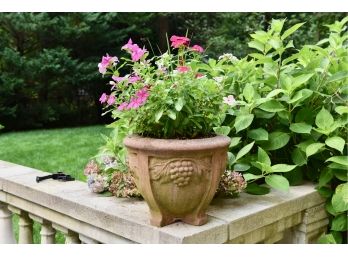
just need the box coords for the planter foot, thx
[182,213,208,226]
[150,213,176,227]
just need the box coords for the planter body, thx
[124,135,230,227]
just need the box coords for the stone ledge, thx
[0,160,327,243]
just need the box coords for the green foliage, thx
[219,17,348,243]
[0,13,155,130]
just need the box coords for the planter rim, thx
[124,134,231,152]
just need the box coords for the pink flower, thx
[121,38,134,51]
[121,38,147,62]
[99,93,108,104]
[191,44,204,53]
[107,95,116,105]
[98,54,118,74]
[223,95,236,106]
[112,76,126,83]
[129,75,141,84]
[126,87,150,110]
[170,35,190,48]
[117,102,128,111]
[131,46,146,62]
[177,66,190,73]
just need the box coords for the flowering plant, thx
[98,36,226,139]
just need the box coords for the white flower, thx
[218,53,239,63]
[223,95,236,106]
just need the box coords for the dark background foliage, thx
[0,12,345,131]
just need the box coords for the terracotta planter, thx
[124,135,230,227]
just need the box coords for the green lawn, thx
[0,125,111,243]
[0,125,111,181]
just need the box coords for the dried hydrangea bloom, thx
[87,174,109,193]
[109,172,141,198]
[218,170,247,197]
[84,160,100,176]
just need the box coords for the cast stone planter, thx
[124,135,230,227]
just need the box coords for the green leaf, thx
[245,183,270,195]
[289,123,312,134]
[326,156,348,166]
[257,147,271,166]
[228,152,236,165]
[167,110,176,120]
[243,84,255,103]
[229,137,241,148]
[265,175,290,191]
[306,143,325,157]
[281,22,305,40]
[155,110,163,122]
[270,164,297,173]
[234,114,254,133]
[258,100,285,112]
[325,136,345,153]
[291,148,307,166]
[315,107,334,130]
[331,183,348,212]
[248,40,264,53]
[318,234,336,244]
[335,106,348,115]
[290,74,313,92]
[174,97,184,111]
[247,128,268,141]
[235,141,255,162]
[261,131,290,151]
[328,163,347,170]
[331,214,348,231]
[288,88,313,104]
[334,170,348,181]
[213,126,231,136]
[233,163,250,172]
[266,89,285,98]
[243,173,263,181]
[327,71,348,83]
[318,169,333,187]
[317,187,333,198]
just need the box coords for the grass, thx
[0,125,111,243]
[0,125,111,181]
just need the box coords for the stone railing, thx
[0,160,328,244]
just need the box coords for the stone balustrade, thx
[0,160,328,244]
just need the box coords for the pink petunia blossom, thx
[117,102,128,111]
[121,38,147,62]
[129,75,141,84]
[177,66,190,73]
[99,93,108,104]
[98,54,118,74]
[126,87,150,109]
[131,46,146,61]
[121,38,134,51]
[223,95,236,106]
[170,35,190,48]
[107,95,116,105]
[191,44,204,53]
[112,76,126,83]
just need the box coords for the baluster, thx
[8,206,33,244]
[52,224,81,244]
[29,214,56,244]
[0,202,16,243]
